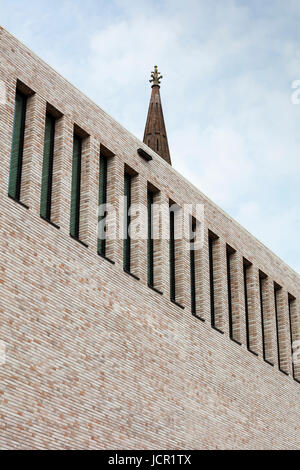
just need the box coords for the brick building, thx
[0,26,299,450]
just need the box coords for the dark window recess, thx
[70,134,82,240]
[288,296,296,379]
[8,90,27,201]
[274,285,283,371]
[40,113,56,221]
[123,172,131,273]
[259,275,267,362]
[190,218,196,315]
[98,155,108,257]
[147,190,154,287]
[243,262,251,351]
[227,249,233,339]
[208,236,215,327]
[169,209,176,302]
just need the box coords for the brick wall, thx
[0,27,300,449]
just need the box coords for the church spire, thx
[143,66,171,165]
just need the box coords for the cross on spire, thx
[150,65,163,87]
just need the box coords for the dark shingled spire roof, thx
[143,66,171,165]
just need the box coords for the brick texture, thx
[0,27,300,450]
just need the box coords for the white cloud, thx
[171,125,254,206]
[0,0,299,273]
[236,201,300,273]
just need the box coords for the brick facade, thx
[0,27,300,450]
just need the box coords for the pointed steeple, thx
[143,66,171,165]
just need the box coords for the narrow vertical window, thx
[40,113,56,221]
[226,245,241,344]
[8,90,27,201]
[259,273,267,362]
[258,273,274,365]
[147,189,154,287]
[274,285,291,374]
[98,154,108,257]
[243,260,251,351]
[208,234,215,327]
[169,207,176,302]
[288,294,296,379]
[274,284,282,371]
[190,217,196,315]
[123,172,132,273]
[70,134,82,240]
[226,247,233,339]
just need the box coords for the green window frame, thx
[8,90,27,201]
[243,261,253,352]
[190,217,196,314]
[169,208,176,302]
[274,285,281,369]
[227,248,233,338]
[274,284,286,373]
[288,295,296,379]
[40,113,56,221]
[98,154,108,257]
[70,134,82,239]
[208,235,215,327]
[123,172,131,272]
[147,190,154,287]
[259,274,267,361]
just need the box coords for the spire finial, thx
[149,65,163,87]
[144,65,171,164]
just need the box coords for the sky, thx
[0,0,299,274]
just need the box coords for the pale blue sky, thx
[1,0,299,274]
